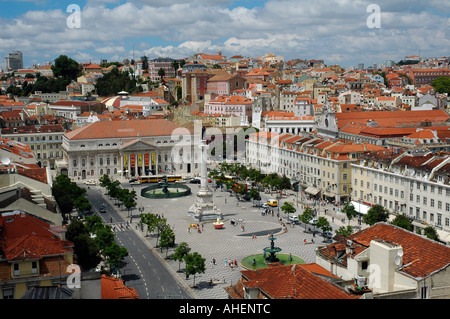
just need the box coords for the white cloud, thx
[0,0,448,67]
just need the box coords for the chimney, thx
[369,239,403,294]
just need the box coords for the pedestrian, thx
[234,260,237,267]
[210,261,213,269]
[213,258,216,265]
[225,198,227,203]
[225,259,228,267]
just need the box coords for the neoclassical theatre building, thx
[59,119,201,180]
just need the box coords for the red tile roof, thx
[319,223,450,279]
[101,275,140,299]
[0,212,73,262]
[65,119,189,140]
[226,263,359,299]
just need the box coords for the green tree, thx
[51,55,82,81]
[391,214,414,232]
[65,220,101,271]
[248,187,261,206]
[172,242,191,272]
[281,201,296,220]
[158,68,166,79]
[171,60,180,74]
[335,225,354,237]
[184,252,206,287]
[431,76,450,94]
[299,207,315,231]
[423,226,440,242]
[103,241,128,269]
[160,226,176,257]
[342,202,358,226]
[52,174,87,216]
[73,196,92,214]
[95,67,139,96]
[363,204,389,226]
[99,174,112,188]
[316,216,332,239]
[141,56,149,72]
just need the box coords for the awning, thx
[351,201,371,215]
[305,187,320,195]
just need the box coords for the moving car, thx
[261,203,269,208]
[190,178,201,184]
[84,180,96,185]
[129,178,140,185]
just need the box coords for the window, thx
[32,261,38,274]
[13,263,20,276]
[2,288,14,299]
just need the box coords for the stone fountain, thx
[263,234,282,263]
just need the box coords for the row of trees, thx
[66,214,128,272]
[99,175,137,215]
[139,213,206,287]
[52,174,92,218]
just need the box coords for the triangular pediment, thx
[120,138,156,151]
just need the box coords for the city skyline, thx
[0,0,449,70]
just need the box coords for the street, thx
[85,186,193,299]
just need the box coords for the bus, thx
[139,175,183,183]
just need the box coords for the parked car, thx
[190,178,201,184]
[288,215,299,224]
[99,208,107,213]
[84,180,96,185]
[261,203,269,208]
[323,231,334,239]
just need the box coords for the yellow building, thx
[0,212,74,299]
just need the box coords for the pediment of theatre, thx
[119,138,156,151]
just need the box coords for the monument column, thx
[188,140,221,221]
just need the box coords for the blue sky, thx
[0,0,449,70]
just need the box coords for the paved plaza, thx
[106,181,367,299]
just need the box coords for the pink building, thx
[205,95,253,124]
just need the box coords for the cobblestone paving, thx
[106,183,366,299]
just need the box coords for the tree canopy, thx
[95,67,139,96]
[51,55,82,81]
[431,76,450,94]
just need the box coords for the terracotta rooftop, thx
[64,119,190,140]
[225,263,359,299]
[101,275,140,299]
[318,223,450,279]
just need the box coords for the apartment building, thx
[246,131,386,204]
[351,147,450,238]
[1,124,66,169]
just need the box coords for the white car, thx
[289,215,299,224]
[84,180,96,185]
[261,203,269,208]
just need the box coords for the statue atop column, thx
[188,140,222,221]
